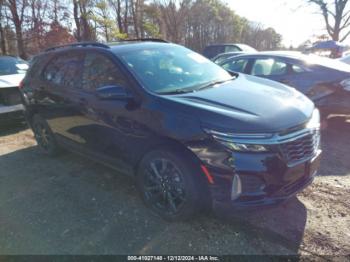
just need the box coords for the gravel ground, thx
[0,117,349,255]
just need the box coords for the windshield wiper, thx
[158,89,194,95]
[193,77,236,91]
[158,77,236,95]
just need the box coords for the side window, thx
[292,64,306,73]
[251,58,287,76]
[221,59,248,73]
[225,46,240,52]
[82,53,127,92]
[43,53,84,88]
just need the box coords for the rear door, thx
[35,51,85,142]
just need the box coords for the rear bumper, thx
[0,104,24,124]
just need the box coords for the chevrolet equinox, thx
[20,40,322,221]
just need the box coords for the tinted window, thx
[221,59,248,73]
[0,56,28,76]
[252,58,287,76]
[82,53,127,92]
[43,53,84,88]
[203,46,224,58]
[118,46,232,94]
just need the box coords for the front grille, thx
[0,87,22,106]
[279,130,320,165]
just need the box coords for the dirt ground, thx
[0,117,349,256]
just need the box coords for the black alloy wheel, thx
[137,149,201,221]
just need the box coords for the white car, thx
[0,56,28,124]
[339,55,350,65]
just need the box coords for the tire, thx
[137,149,201,221]
[31,114,60,156]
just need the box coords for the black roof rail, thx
[120,38,169,43]
[45,41,110,52]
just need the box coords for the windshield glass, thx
[117,45,232,94]
[0,56,28,76]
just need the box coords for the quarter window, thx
[252,58,287,76]
[82,53,127,92]
[292,64,306,73]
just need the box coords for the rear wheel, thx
[31,115,59,156]
[137,149,201,221]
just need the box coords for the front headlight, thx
[203,129,271,152]
[340,78,350,91]
[306,109,320,129]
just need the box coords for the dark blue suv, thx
[20,41,321,221]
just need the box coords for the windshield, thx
[0,56,28,76]
[117,45,232,94]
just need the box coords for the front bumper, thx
[209,150,321,210]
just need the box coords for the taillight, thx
[18,80,24,89]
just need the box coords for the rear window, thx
[0,56,28,76]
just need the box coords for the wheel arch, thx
[134,136,212,207]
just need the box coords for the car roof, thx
[42,40,175,56]
[108,41,175,53]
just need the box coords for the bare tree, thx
[109,0,124,33]
[0,0,7,54]
[5,0,28,58]
[308,0,350,41]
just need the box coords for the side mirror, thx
[96,85,132,100]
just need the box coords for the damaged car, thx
[219,52,350,120]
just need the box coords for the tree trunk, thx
[8,0,26,59]
[73,0,81,41]
[0,21,7,54]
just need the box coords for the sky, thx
[225,0,331,47]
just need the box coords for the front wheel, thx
[137,149,201,221]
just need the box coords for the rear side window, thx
[252,58,287,76]
[43,53,84,89]
[82,53,127,92]
[221,59,248,73]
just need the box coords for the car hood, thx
[0,74,25,88]
[162,74,314,133]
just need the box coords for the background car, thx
[218,51,350,119]
[339,54,350,65]
[202,43,257,59]
[0,56,28,124]
[211,51,248,64]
